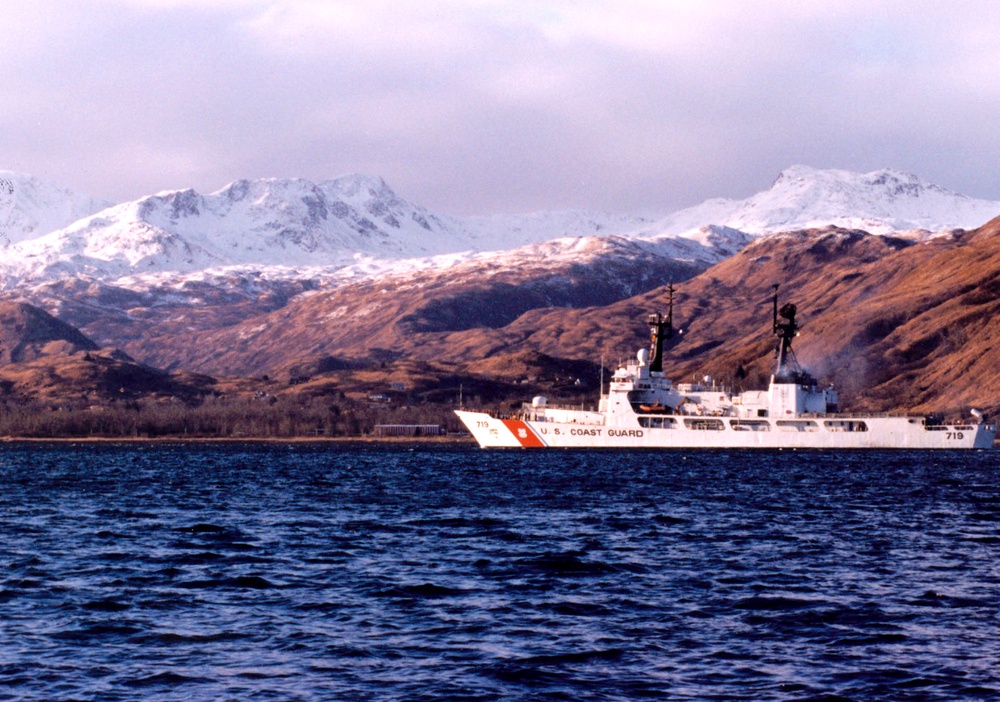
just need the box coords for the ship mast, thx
[647,284,674,373]
[772,284,801,382]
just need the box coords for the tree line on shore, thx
[0,395,469,439]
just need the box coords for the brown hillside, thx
[0,301,99,364]
[12,275,314,349]
[0,350,217,406]
[117,242,705,375]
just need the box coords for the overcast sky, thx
[3,0,1000,215]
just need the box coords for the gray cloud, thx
[3,1,999,216]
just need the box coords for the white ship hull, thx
[456,410,996,450]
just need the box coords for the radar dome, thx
[637,348,650,365]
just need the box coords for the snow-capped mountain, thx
[0,175,654,286]
[0,171,112,247]
[1,165,999,290]
[648,165,1000,236]
[5,175,459,281]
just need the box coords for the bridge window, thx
[730,420,771,432]
[776,420,819,432]
[638,416,677,429]
[823,420,868,432]
[683,418,725,431]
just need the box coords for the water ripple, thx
[0,443,998,700]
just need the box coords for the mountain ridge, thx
[0,171,113,247]
[647,165,1000,236]
[2,165,998,290]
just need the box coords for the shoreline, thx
[0,434,477,444]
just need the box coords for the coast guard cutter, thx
[455,286,996,449]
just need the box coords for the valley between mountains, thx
[1,166,999,437]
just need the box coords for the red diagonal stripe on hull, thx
[500,419,546,447]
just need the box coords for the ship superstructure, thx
[455,286,996,449]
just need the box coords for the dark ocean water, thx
[1,443,999,701]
